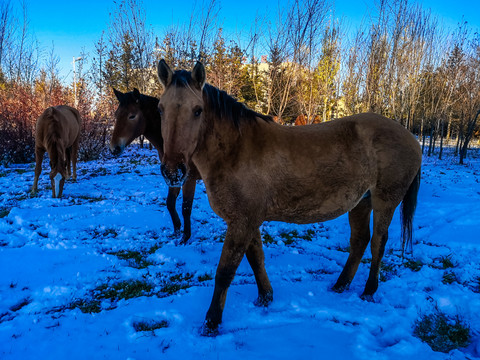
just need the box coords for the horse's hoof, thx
[360,293,375,302]
[177,235,190,245]
[168,229,181,240]
[331,283,349,293]
[254,292,273,307]
[200,320,219,337]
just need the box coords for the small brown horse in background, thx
[32,105,81,198]
[157,60,422,333]
[294,114,322,126]
[111,88,200,243]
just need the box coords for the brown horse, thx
[110,88,200,243]
[157,60,422,333]
[295,114,322,126]
[32,105,81,198]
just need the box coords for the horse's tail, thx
[401,167,421,257]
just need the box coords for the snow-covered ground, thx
[0,145,479,359]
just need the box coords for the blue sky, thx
[21,0,480,82]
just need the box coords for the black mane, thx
[171,70,272,128]
[118,91,159,108]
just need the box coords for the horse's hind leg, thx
[166,187,181,234]
[361,203,396,300]
[179,177,196,244]
[246,228,273,306]
[32,147,45,193]
[332,195,372,292]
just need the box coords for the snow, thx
[0,146,479,359]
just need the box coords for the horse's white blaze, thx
[54,173,62,197]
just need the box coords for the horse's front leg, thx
[166,186,181,233]
[179,177,196,244]
[32,147,45,194]
[204,221,255,333]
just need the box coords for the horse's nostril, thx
[111,145,122,156]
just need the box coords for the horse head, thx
[49,157,66,198]
[111,88,146,156]
[157,59,206,187]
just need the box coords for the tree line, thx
[0,0,479,165]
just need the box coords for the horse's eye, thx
[128,114,136,120]
[194,108,203,117]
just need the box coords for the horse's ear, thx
[45,107,54,117]
[192,61,205,89]
[113,88,124,102]
[157,59,173,88]
[133,88,141,101]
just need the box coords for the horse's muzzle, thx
[161,163,188,188]
[110,144,124,156]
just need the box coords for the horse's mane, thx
[118,91,160,122]
[118,91,159,108]
[171,70,272,128]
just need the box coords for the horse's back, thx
[246,112,421,223]
[36,106,81,147]
[290,112,421,166]
[53,105,81,129]
[307,112,422,188]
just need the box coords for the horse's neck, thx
[142,103,163,150]
[193,116,246,176]
[47,139,64,170]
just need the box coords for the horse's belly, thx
[265,193,361,224]
[266,208,346,224]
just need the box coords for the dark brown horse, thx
[32,105,81,198]
[110,88,200,243]
[157,60,422,333]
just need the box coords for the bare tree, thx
[91,32,108,98]
[105,0,155,93]
[0,0,39,85]
[264,0,329,122]
[156,0,219,69]
[0,0,14,71]
[341,27,368,116]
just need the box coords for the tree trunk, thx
[460,110,480,165]
[420,117,424,139]
[446,116,452,142]
[427,126,433,156]
[438,117,444,160]
[454,132,461,157]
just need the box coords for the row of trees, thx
[1,0,479,165]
